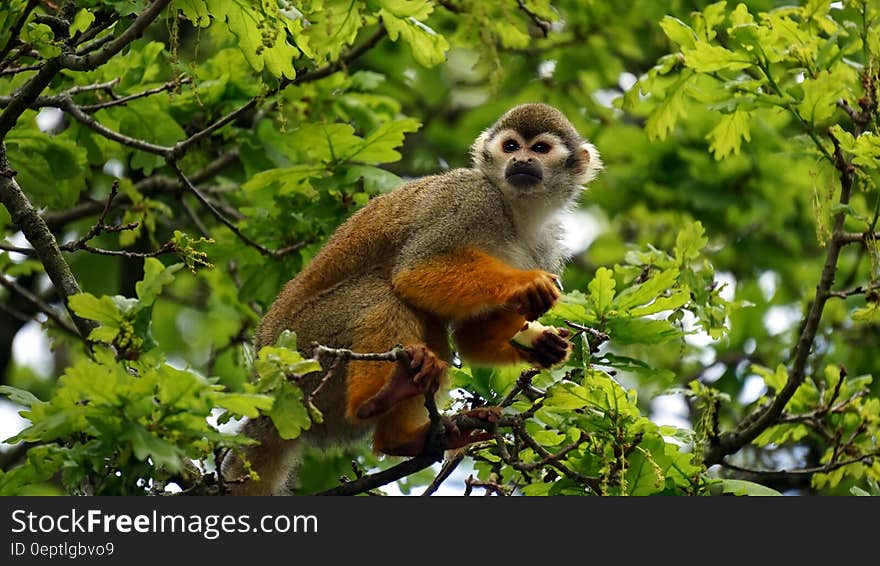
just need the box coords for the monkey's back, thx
[254,167,511,350]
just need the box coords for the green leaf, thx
[68,293,121,326]
[615,268,680,311]
[719,478,783,496]
[707,110,752,160]
[204,0,299,78]
[751,363,787,392]
[674,221,708,265]
[5,128,88,208]
[682,43,752,73]
[124,424,185,471]
[135,259,183,306]
[345,118,422,164]
[0,385,43,408]
[607,318,681,344]
[645,72,693,141]
[659,16,697,49]
[268,382,311,440]
[70,9,95,36]
[380,10,450,67]
[798,71,847,125]
[173,0,210,28]
[588,267,616,315]
[213,393,274,418]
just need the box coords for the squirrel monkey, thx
[222,103,602,494]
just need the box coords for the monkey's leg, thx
[344,287,449,422]
[355,344,446,420]
[373,399,500,456]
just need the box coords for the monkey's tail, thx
[220,416,304,496]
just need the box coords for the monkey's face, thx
[475,128,600,203]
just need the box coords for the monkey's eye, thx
[502,139,520,153]
[531,142,551,154]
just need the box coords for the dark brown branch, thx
[0,0,39,68]
[54,182,175,259]
[464,473,510,496]
[79,77,192,112]
[169,160,296,258]
[316,452,439,496]
[313,344,409,364]
[827,283,880,300]
[836,231,880,245]
[0,64,41,77]
[59,93,173,155]
[0,242,35,255]
[0,273,78,336]
[721,451,879,479]
[41,150,240,229]
[58,0,173,71]
[516,0,552,37]
[705,130,856,466]
[0,145,95,338]
[420,453,464,496]
[513,423,603,494]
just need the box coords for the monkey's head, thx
[471,103,602,206]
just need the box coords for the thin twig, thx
[80,77,192,112]
[421,453,464,496]
[0,273,79,337]
[59,0,173,71]
[721,451,879,479]
[516,0,552,36]
[0,0,39,68]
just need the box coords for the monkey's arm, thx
[454,308,572,368]
[453,309,529,365]
[392,247,560,321]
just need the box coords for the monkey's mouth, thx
[505,163,543,188]
[506,172,542,187]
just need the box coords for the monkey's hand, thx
[356,345,447,420]
[511,325,572,368]
[443,406,502,450]
[507,271,562,321]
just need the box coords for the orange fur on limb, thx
[454,309,529,366]
[393,247,557,321]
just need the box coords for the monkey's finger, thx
[409,345,425,370]
[536,281,559,313]
[534,341,567,362]
[413,354,433,383]
[542,330,569,348]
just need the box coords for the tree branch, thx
[0,273,78,337]
[0,144,95,338]
[705,130,855,465]
[0,0,39,68]
[58,0,173,71]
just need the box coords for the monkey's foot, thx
[444,406,502,450]
[356,345,447,420]
[377,407,501,457]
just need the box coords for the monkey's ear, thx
[577,141,603,184]
[470,129,493,167]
